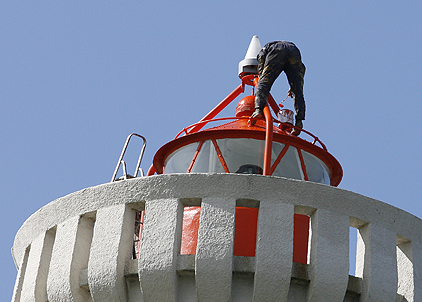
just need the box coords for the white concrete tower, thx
[12,36,422,302]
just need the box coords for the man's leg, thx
[285,62,306,122]
[285,59,305,135]
[253,52,285,118]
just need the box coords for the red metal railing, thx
[174,116,327,151]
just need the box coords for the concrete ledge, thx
[291,262,309,283]
[120,258,363,298]
[233,256,255,274]
[79,269,88,289]
[346,275,361,296]
[124,259,138,278]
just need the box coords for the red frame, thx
[149,74,342,186]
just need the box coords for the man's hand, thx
[287,89,294,98]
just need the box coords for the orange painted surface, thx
[234,207,259,256]
[293,214,310,264]
[180,206,201,255]
[179,207,310,262]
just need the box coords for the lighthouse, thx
[11,36,422,301]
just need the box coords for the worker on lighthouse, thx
[252,41,306,136]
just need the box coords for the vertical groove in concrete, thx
[11,246,30,302]
[307,209,349,302]
[88,204,135,302]
[356,223,398,302]
[20,228,56,302]
[195,197,236,302]
[397,240,414,302]
[253,202,294,302]
[138,198,183,302]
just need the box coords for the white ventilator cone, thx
[238,35,262,76]
[244,35,262,61]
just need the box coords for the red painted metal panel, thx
[180,206,201,255]
[293,214,310,264]
[234,207,259,257]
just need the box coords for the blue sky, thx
[2,1,422,299]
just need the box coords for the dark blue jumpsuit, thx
[255,41,306,122]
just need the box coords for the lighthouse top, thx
[149,36,342,186]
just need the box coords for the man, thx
[252,41,306,135]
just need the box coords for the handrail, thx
[263,106,273,175]
[146,164,156,176]
[111,133,147,182]
[174,116,327,151]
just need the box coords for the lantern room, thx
[152,105,342,186]
[150,49,342,186]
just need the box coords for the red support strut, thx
[188,84,244,134]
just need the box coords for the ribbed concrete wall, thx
[12,173,422,301]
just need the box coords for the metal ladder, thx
[111,133,147,182]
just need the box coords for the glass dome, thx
[164,137,331,185]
